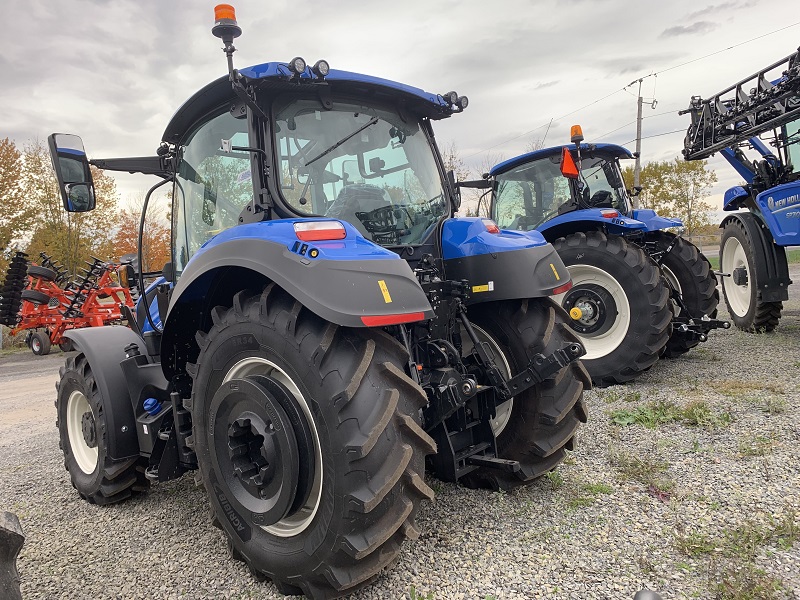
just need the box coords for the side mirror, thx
[47,133,96,212]
[628,186,643,197]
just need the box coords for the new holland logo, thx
[768,196,775,210]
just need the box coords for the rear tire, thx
[645,231,719,357]
[553,231,672,387]
[187,284,436,598]
[55,353,149,504]
[720,219,782,332]
[30,331,51,356]
[462,298,590,490]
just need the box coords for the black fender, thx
[160,237,433,380]
[62,326,146,461]
[444,243,570,304]
[721,212,791,303]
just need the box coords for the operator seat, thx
[326,183,394,241]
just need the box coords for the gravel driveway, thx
[1,268,799,600]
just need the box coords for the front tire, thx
[645,231,719,357]
[553,231,672,387]
[720,219,782,332]
[462,298,590,490]
[187,284,436,598]
[55,353,149,504]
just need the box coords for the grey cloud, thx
[660,21,718,38]
[686,1,754,19]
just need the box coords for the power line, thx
[466,21,800,160]
[621,129,685,145]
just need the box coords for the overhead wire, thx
[466,20,800,159]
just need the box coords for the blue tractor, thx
[462,127,726,386]
[47,6,589,598]
[682,46,800,332]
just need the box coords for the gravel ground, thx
[1,267,799,600]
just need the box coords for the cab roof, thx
[489,143,634,177]
[162,62,458,144]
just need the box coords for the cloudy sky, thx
[2,0,799,210]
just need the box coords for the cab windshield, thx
[274,98,447,246]
[493,152,629,231]
[786,117,800,174]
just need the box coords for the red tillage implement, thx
[0,252,134,355]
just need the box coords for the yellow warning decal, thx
[378,280,392,303]
[472,284,490,293]
[549,263,560,281]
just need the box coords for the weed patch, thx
[610,399,731,429]
[609,449,674,493]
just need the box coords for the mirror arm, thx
[89,156,171,177]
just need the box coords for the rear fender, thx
[62,326,146,461]
[441,218,570,302]
[161,220,433,379]
[629,209,683,232]
[721,212,790,303]
[535,209,647,242]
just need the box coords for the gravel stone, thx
[1,266,799,599]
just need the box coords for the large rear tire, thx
[55,353,149,504]
[553,231,672,387]
[461,298,590,490]
[645,231,720,357]
[187,284,436,598]
[720,219,782,332]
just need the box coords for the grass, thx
[674,510,799,599]
[609,449,674,495]
[610,399,731,429]
[737,434,777,458]
[707,379,785,397]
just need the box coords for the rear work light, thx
[294,221,347,241]
[600,209,620,218]
[481,219,500,234]
[361,312,426,327]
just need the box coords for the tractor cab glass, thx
[493,151,630,231]
[274,97,447,246]
[47,133,96,213]
[173,110,252,275]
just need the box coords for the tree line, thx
[0,137,170,279]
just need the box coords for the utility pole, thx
[633,79,643,209]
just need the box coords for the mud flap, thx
[0,511,24,600]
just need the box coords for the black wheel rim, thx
[562,283,618,336]
[209,374,316,529]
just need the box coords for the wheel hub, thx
[210,375,315,527]
[562,284,617,336]
[81,411,97,448]
[732,266,748,286]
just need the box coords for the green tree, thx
[0,138,30,275]
[622,158,717,235]
[22,139,120,274]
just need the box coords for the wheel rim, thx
[66,390,99,474]
[459,324,514,437]
[223,357,323,538]
[31,336,41,353]
[721,235,751,317]
[554,264,630,360]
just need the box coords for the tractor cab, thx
[489,142,634,232]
